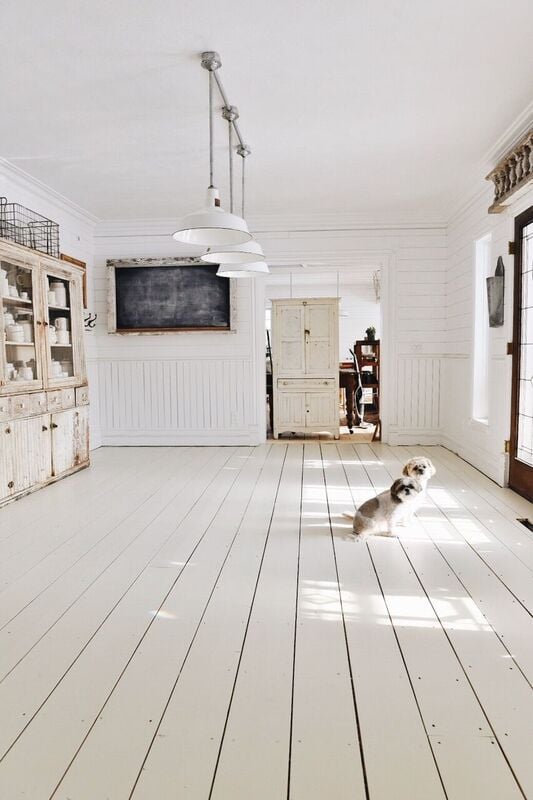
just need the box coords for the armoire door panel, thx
[280,341,306,374]
[306,340,334,374]
[277,392,306,429]
[306,392,338,427]
[279,305,305,338]
[306,304,332,338]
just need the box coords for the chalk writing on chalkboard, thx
[107,258,234,333]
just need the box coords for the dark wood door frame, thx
[509,205,533,501]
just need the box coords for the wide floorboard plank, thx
[288,443,366,800]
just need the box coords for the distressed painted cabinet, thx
[272,298,339,439]
[0,238,89,506]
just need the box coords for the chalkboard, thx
[110,261,232,332]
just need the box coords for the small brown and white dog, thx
[343,477,422,538]
[402,456,436,489]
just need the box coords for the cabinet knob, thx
[36,320,42,326]
[43,320,49,327]
[5,427,11,434]
[7,481,14,489]
[42,425,48,432]
[50,422,59,429]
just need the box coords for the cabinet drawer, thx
[76,385,90,406]
[47,390,63,411]
[30,392,48,416]
[10,394,32,419]
[61,388,76,409]
[277,378,335,390]
[0,397,11,423]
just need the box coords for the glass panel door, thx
[42,268,81,387]
[0,257,43,394]
[510,208,533,501]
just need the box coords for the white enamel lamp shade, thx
[202,238,265,265]
[172,187,251,246]
[216,261,270,278]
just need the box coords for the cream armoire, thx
[271,298,339,439]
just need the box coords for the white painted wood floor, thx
[0,443,532,800]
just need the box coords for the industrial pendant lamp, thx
[216,143,269,278]
[172,52,251,247]
[202,114,265,265]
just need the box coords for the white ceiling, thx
[2,0,533,222]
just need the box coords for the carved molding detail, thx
[486,127,533,213]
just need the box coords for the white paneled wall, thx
[258,223,447,444]
[90,219,447,446]
[442,182,533,484]
[96,357,255,444]
[92,223,264,445]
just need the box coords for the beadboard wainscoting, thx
[387,355,442,444]
[96,357,257,444]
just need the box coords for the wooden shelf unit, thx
[0,238,89,507]
[354,339,381,440]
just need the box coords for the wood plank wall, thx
[93,221,448,446]
[443,182,533,484]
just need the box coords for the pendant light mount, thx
[200,51,222,72]
[172,50,251,246]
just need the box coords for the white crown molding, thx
[482,97,533,168]
[0,158,99,227]
[445,99,533,222]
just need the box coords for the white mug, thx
[48,290,57,305]
[56,330,70,345]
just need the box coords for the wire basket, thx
[0,197,59,258]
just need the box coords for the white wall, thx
[88,217,447,447]
[442,181,533,484]
[259,222,447,444]
[0,160,100,447]
[92,221,265,446]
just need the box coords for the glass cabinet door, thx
[42,267,84,387]
[0,256,43,395]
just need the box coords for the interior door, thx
[509,206,533,501]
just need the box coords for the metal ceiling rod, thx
[201,51,248,152]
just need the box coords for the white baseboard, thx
[99,428,264,447]
[387,429,442,446]
[440,434,506,486]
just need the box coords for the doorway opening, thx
[264,266,382,441]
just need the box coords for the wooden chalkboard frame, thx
[107,257,237,335]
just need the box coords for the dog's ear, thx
[390,478,404,498]
[402,461,411,476]
[427,459,436,477]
